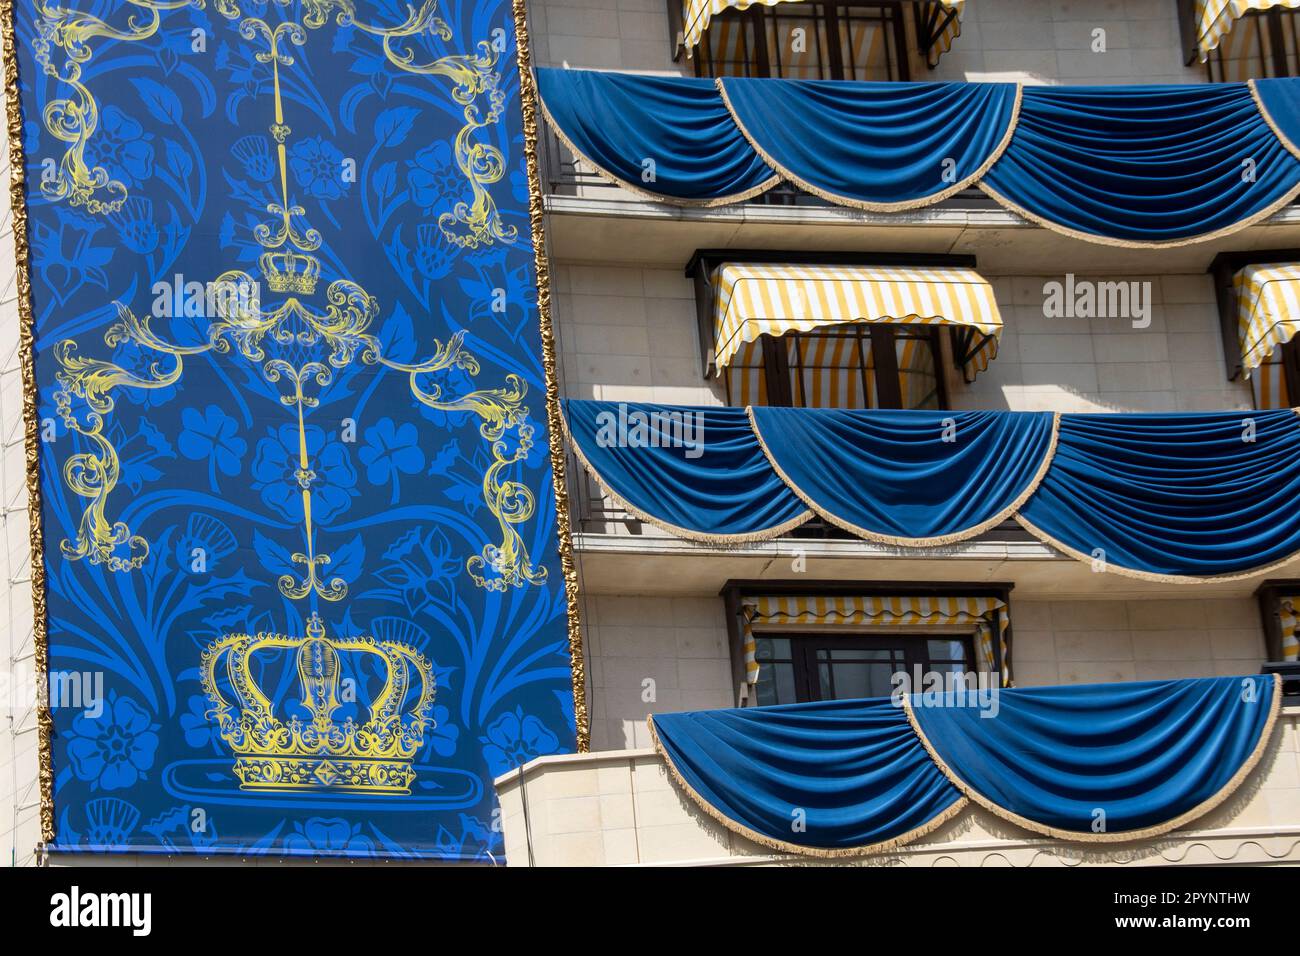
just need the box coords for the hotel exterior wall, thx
[553,263,1253,413]
[0,99,40,868]
[580,595,1269,752]
[531,0,1204,84]
[495,709,1300,866]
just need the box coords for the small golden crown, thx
[259,250,321,295]
[200,615,435,794]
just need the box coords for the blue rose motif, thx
[84,106,154,187]
[283,818,375,856]
[251,424,358,524]
[480,707,561,778]
[289,136,348,200]
[65,691,160,791]
[179,694,214,748]
[178,404,247,485]
[358,417,424,502]
[407,141,461,213]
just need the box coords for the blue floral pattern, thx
[20,0,572,860]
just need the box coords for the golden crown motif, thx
[260,250,321,295]
[200,616,436,794]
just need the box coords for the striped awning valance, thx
[1197,0,1300,57]
[1235,264,1300,405]
[682,0,963,55]
[713,262,1002,380]
[1280,596,1300,660]
[740,593,1009,687]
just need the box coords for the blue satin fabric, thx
[651,698,962,851]
[910,676,1276,836]
[565,400,1300,576]
[535,68,774,202]
[537,70,1300,243]
[563,399,806,537]
[1255,77,1300,152]
[750,407,1054,541]
[719,78,1018,206]
[983,84,1300,243]
[1020,410,1300,577]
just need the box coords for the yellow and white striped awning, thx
[740,593,1010,686]
[1234,264,1300,408]
[713,261,1002,379]
[1280,596,1300,660]
[1196,0,1300,58]
[682,0,964,56]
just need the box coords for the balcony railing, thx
[540,123,993,210]
[567,451,1035,542]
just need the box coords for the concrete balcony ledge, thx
[570,531,1298,600]
[494,711,1300,867]
[542,193,1300,275]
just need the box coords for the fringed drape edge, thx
[977,173,1300,249]
[901,673,1282,843]
[647,714,969,858]
[535,73,781,208]
[1014,512,1300,583]
[561,410,813,545]
[715,78,1024,214]
[746,406,1060,548]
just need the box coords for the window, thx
[723,325,947,409]
[753,633,973,705]
[693,2,910,81]
[1207,250,1300,410]
[1179,0,1300,81]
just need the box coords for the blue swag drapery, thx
[536,69,1300,245]
[650,675,1279,855]
[564,400,1300,579]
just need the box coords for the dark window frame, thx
[719,579,1014,706]
[754,630,975,704]
[1207,248,1300,403]
[1178,0,1300,79]
[688,248,977,408]
[729,323,950,410]
[687,0,913,81]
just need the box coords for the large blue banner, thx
[12,0,575,859]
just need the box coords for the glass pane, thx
[926,639,967,662]
[819,661,897,701]
[786,330,873,409]
[703,12,758,78]
[819,647,895,661]
[754,636,792,661]
[768,7,830,79]
[895,332,940,410]
[755,661,797,706]
[837,9,892,81]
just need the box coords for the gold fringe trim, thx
[1249,77,1300,161]
[647,714,969,859]
[901,673,1283,843]
[534,71,781,208]
[716,78,1024,213]
[514,2,589,752]
[1014,512,1300,584]
[2,0,53,845]
[561,409,813,545]
[978,172,1300,250]
[746,406,1061,548]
